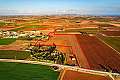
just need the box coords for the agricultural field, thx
[0,38,16,45]
[31,34,78,66]
[0,21,6,27]
[102,31,120,36]
[0,62,59,80]
[64,28,99,34]
[0,50,30,60]
[11,25,47,31]
[100,37,120,52]
[0,16,120,80]
[0,40,28,51]
[76,34,120,73]
[0,0,120,78]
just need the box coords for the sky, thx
[0,0,120,15]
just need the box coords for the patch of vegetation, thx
[101,37,120,52]
[0,62,59,80]
[0,38,16,45]
[0,50,31,60]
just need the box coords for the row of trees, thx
[29,44,65,64]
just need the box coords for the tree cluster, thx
[29,45,65,64]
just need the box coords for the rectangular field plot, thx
[0,38,16,45]
[0,62,59,80]
[0,50,30,60]
[101,37,120,52]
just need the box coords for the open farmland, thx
[54,34,90,68]
[63,28,99,34]
[76,34,120,73]
[31,34,78,66]
[0,38,16,45]
[0,50,30,60]
[11,25,47,31]
[100,37,120,52]
[0,62,59,80]
[0,16,120,80]
[0,40,28,51]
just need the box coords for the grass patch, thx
[0,38,16,45]
[0,50,31,60]
[101,37,120,52]
[0,62,59,80]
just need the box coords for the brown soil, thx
[61,69,112,80]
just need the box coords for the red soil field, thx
[53,34,90,67]
[61,69,112,80]
[102,31,120,36]
[76,34,120,73]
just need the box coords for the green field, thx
[0,38,16,45]
[0,62,59,80]
[101,37,120,52]
[0,50,31,60]
[11,25,47,31]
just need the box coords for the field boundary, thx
[96,36,120,55]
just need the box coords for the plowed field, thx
[76,34,120,73]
